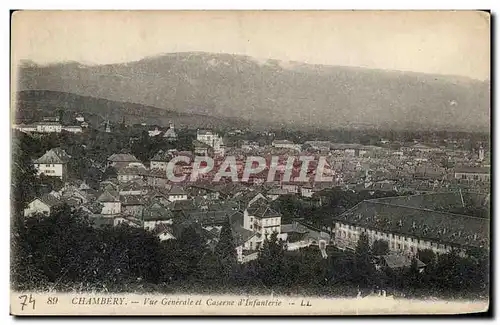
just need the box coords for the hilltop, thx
[17,52,490,131]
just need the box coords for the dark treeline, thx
[11,207,488,298]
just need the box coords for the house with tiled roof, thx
[142,202,174,230]
[107,153,142,170]
[266,187,290,201]
[120,195,144,217]
[233,190,267,210]
[168,185,188,202]
[230,211,260,263]
[114,215,142,228]
[147,168,169,188]
[150,150,174,171]
[33,148,71,179]
[117,165,149,183]
[242,199,282,240]
[24,194,63,217]
[377,254,426,272]
[152,223,176,241]
[119,179,148,196]
[188,184,221,200]
[97,190,121,216]
[193,139,212,156]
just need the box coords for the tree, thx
[257,232,286,288]
[372,239,389,256]
[214,221,238,281]
[353,232,376,288]
[171,225,206,283]
[405,257,422,291]
[11,132,41,215]
[39,175,64,193]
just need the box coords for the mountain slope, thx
[16,52,490,131]
[14,90,249,129]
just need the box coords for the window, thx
[46,164,50,167]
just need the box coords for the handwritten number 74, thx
[18,294,36,311]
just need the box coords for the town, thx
[11,113,490,297]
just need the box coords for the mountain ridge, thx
[16,52,490,131]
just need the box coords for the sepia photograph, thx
[9,10,490,316]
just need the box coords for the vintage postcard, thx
[10,10,490,316]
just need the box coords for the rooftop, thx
[333,196,489,248]
[34,148,71,164]
[107,153,140,163]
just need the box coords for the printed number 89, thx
[47,297,58,305]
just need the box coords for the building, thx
[105,120,111,133]
[266,187,289,201]
[43,116,59,122]
[24,194,62,217]
[163,122,177,141]
[197,129,218,146]
[120,195,144,217]
[33,148,71,179]
[242,199,282,241]
[272,140,298,150]
[107,153,142,169]
[143,202,174,230]
[62,125,83,133]
[454,167,491,182]
[117,164,149,183]
[303,141,332,151]
[331,192,489,257]
[168,186,188,202]
[35,121,62,133]
[478,146,485,162]
[230,211,260,263]
[376,254,426,272]
[13,124,37,133]
[280,222,331,251]
[196,129,224,155]
[97,190,121,216]
[193,140,211,156]
[150,150,172,171]
[148,127,162,137]
[75,114,85,123]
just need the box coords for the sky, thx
[11,10,490,80]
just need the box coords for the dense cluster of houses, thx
[25,147,334,263]
[21,124,490,268]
